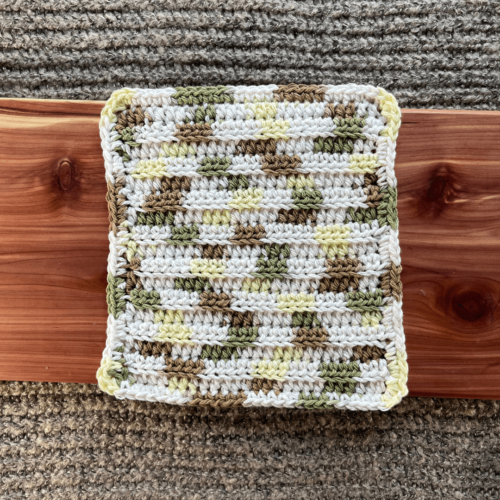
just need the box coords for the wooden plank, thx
[397,109,500,399]
[0,99,499,400]
[0,99,108,384]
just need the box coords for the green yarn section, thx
[137,211,175,227]
[167,224,199,246]
[107,346,135,385]
[313,117,366,154]
[223,326,259,348]
[201,345,239,363]
[298,360,361,408]
[298,392,338,409]
[252,243,290,280]
[114,147,130,162]
[137,220,202,249]
[173,86,234,105]
[292,311,322,329]
[346,289,385,312]
[175,277,213,293]
[291,188,324,210]
[344,188,398,230]
[114,126,141,162]
[106,273,126,318]
[227,174,249,191]
[120,127,140,145]
[320,361,361,396]
[197,157,231,177]
[193,104,216,124]
[130,289,162,310]
[377,187,398,230]
[334,117,366,140]
[344,206,377,225]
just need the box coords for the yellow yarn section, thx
[154,310,194,345]
[277,293,315,312]
[100,88,136,127]
[202,209,231,226]
[190,259,226,278]
[241,277,271,294]
[96,357,122,396]
[274,346,302,363]
[161,142,197,158]
[168,377,197,395]
[287,175,315,190]
[132,158,168,179]
[256,119,290,140]
[126,234,144,262]
[251,347,302,380]
[349,154,379,174]
[314,225,350,258]
[246,102,278,120]
[228,187,264,210]
[361,311,382,328]
[378,88,402,142]
[381,350,409,409]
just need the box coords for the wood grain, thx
[0,99,499,400]
[397,109,500,399]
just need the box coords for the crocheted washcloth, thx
[97,84,408,410]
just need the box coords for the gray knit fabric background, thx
[1,1,500,499]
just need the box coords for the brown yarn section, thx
[105,176,127,234]
[274,84,326,103]
[262,154,301,176]
[142,176,191,212]
[188,390,247,407]
[143,191,183,212]
[199,291,232,312]
[115,106,153,133]
[201,244,225,259]
[278,208,317,226]
[123,257,142,294]
[235,139,300,175]
[229,224,266,245]
[164,358,205,380]
[323,101,356,120]
[363,173,383,208]
[251,378,281,395]
[136,340,173,359]
[163,176,192,192]
[135,343,205,378]
[125,271,143,294]
[231,311,256,328]
[319,258,363,293]
[380,262,403,301]
[292,327,328,348]
[236,139,277,156]
[352,345,386,364]
[174,123,213,143]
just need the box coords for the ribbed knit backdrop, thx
[1,1,500,498]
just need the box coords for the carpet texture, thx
[1,382,500,500]
[1,0,500,498]
[1,0,500,108]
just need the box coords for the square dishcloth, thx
[98,84,408,410]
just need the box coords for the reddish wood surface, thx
[0,99,499,400]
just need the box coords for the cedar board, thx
[0,99,499,400]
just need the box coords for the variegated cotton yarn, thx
[98,83,408,410]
